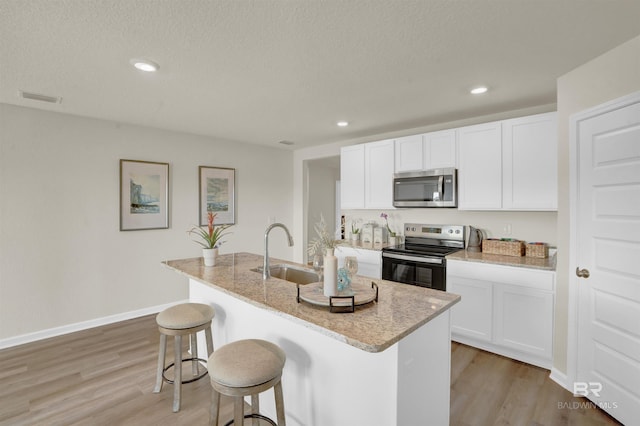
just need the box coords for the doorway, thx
[305,156,340,263]
[568,90,640,425]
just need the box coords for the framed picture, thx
[199,166,235,226]
[119,159,169,231]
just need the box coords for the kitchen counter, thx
[163,252,459,352]
[163,252,459,425]
[446,248,557,271]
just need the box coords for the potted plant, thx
[350,219,361,244]
[380,212,397,245]
[188,211,232,266]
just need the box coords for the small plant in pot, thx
[350,218,361,244]
[188,211,232,266]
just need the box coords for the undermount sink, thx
[251,264,319,284]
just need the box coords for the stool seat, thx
[156,303,215,330]
[208,339,286,426]
[208,339,286,388]
[153,302,215,413]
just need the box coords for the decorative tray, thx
[296,281,379,313]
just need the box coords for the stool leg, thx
[210,388,220,426]
[233,396,244,426]
[153,333,167,393]
[274,380,286,426]
[205,325,214,355]
[190,332,199,376]
[173,335,182,413]
[251,394,260,426]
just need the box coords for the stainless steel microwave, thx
[393,168,457,208]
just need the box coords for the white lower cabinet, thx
[335,246,382,279]
[447,259,554,369]
[447,276,493,342]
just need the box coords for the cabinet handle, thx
[576,267,590,279]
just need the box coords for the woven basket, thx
[482,239,525,257]
[526,243,549,258]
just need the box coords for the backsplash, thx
[342,209,558,246]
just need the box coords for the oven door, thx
[381,252,446,291]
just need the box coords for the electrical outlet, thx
[268,216,276,224]
[503,224,512,236]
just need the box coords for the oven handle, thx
[382,252,444,265]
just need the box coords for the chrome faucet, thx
[263,223,294,279]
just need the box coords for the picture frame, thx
[119,159,169,231]
[199,166,235,226]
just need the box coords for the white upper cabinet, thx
[364,139,395,209]
[502,112,558,210]
[340,139,394,209]
[424,129,457,169]
[457,121,503,210]
[394,130,456,173]
[394,135,424,172]
[457,112,558,211]
[340,144,365,209]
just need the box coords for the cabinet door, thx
[457,122,503,209]
[493,284,554,361]
[448,276,493,342]
[335,246,382,279]
[425,129,456,169]
[394,135,424,172]
[502,112,558,210]
[364,140,395,209]
[340,145,365,209]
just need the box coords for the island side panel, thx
[397,310,451,425]
[190,278,400,426]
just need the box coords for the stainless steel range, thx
[381,223,465,291]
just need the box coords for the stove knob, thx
[455,229,460,234]
[448,229,453,234]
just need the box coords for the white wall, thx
[554,34,640,374]
[0,104,293,342]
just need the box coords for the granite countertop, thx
[163,252,460,353]
[446,249,557,271]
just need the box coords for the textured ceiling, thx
[2,0,640,149]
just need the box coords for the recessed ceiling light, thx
[337,121,349,127]
[130,58,159,72]
[470,86,488,95]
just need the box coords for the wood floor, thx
[0,315,621,426]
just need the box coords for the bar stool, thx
[208,339,286,426]
[153,302,215,412]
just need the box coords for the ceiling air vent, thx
[18,91,63,104]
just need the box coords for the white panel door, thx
[573,93,640,424]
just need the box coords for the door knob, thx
[576,267,590,278]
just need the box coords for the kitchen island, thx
[163,252,460,426]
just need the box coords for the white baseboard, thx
[0,300,188,350]
[549,367,569,391]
